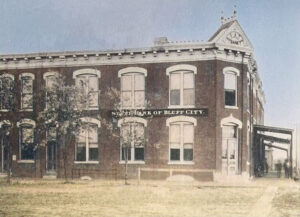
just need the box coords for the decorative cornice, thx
[0,42,253,70]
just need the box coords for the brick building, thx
[0,15,265,181]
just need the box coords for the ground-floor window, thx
[75,118,100,162]
[118,117,146,163]
[169,122,194,162]
[17,119,36,161]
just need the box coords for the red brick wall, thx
[0,59,263,180]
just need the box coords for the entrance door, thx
[222,125,238,175]
[46,141,56,172]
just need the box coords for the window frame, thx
[19,73,35,111]
[74,117,101,164]
[17,119,36,163]
[73,69,101,110]
[118,117,147,164]
[223,67,240,109]
[0,74,14,112]
[166,65,197,109]
[166,116,196,165]
[43,72,59,109]
[118,67,147,109]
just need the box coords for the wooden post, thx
[138,167,140,185]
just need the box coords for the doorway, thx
[46,141,56,173]
[222,125,238,175]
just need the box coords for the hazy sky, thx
[1,0,300,128]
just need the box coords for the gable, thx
[209,20,253,51]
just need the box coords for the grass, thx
[0,178,266,217]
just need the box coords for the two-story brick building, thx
[0,15,265,181]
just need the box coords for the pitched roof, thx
[208,20,235,42]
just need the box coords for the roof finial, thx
[221,10,225,24]
[233,5,237,18]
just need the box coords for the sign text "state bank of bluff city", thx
[111,108,208,118]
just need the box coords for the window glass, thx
[225,90,236,106]
[21,77,33,109]
[183,124,194,144]
[169,121,194,162]
[224,72,236,90]
[22,127,34,143]
[122,75,132,91]
[76,122,99,162]
[121,92,132,107]
[170,90,180,105]
[183,89,194,106]
[183,145,193,161]
[170,73,180,90]
[134,74,144,91]
[88,125,98,144]
[120,121,145,161]
[121,73,145,108]
[183,73,194,88]
[22,78,33,94]
[135,147,144,160]
[170,149,180,161]
[20,126,34,160]
[170,124,180,146]
[88,76,98,91]
[46,76,56,89]
[47,127,57,141]
[76,143,86,161]
[134,91,144,107]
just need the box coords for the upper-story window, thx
[118,67,147,108]
[0,74,14,111]
[223,67,240,108]
[75,117,100,163]
[118,117,147,163]
[19,73,34,110]
[166,65,197,108]
[73,69,101,110]
[166,116,196,163]
[17,119,36,161]
[43,72,59,109]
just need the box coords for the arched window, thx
[75,117,100,163]
[17,119,36,161]
[118,117,147,162]
[19,73,34,110]
[223,67,240,107]
[43,72,59,109]
[73,69,101,110]
[166,64,197,108]
[166,116,196,163]
[0,73,14,111]
[119,67,147,108]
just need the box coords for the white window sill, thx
[0,109,10,112]
[20,109,33,112]
[17,160,35,163]
[168,105,195,109]
[74,161,99,164]
[85,107,99,111]
[225,106,238,110]
[168,161,195,165]
[120,107,146,110]
[119,161,145,165]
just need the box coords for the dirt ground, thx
[0,178,299,217]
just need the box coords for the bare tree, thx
[0,74,14,184]
[106,87,148,185]
[38,74,86,182]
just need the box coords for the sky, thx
[1,0,300,129]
